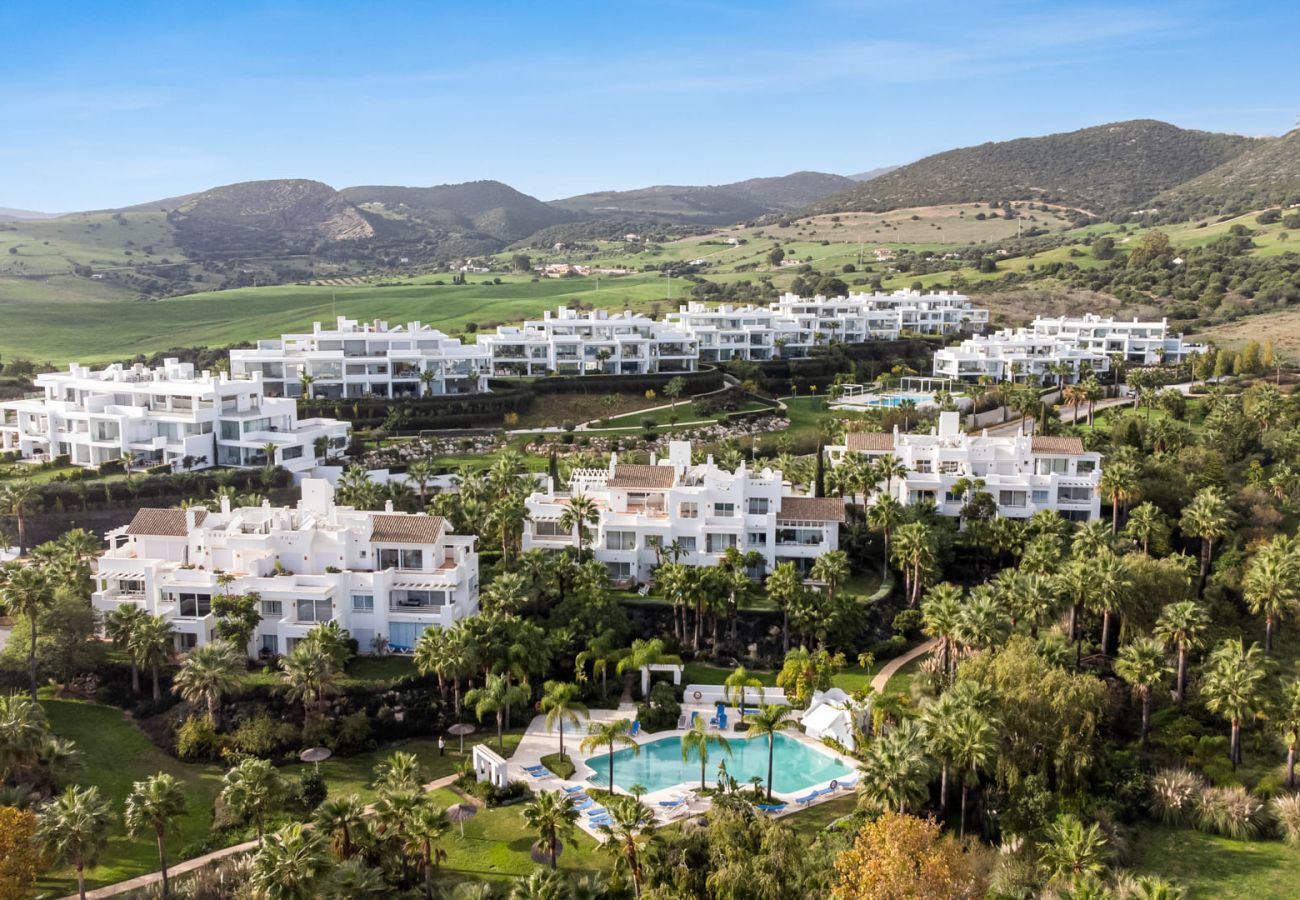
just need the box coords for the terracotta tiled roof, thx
[126,508,204,537]
[1031,436,1086,455]
[370,514,445,544]
[608,464,676,489]
[777,496,846,523]
[845,432,896,453]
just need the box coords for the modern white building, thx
[826,411,1102,522]
[933,315,1205,384]
[230,317,489,399]
[522,440,843,582]
[0,359,349,473]
[667,290,987,363]
[477,307,698,377]
[92,480,480,656]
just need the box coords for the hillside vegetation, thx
[341,180,576,243]
[807,120,1259,216]
[1154,128,1300,220]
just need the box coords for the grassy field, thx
[1200,309,1300,354]
[1130,826,1300,899]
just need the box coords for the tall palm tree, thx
[681,719,731,790]
[1202,640,1269,769]
[1115,638,1171,746]
[598,796,655,899]
[129,614,175,701]
[0,480,41,555]
[2,566,53,701]
[0,692,48,783]
[374,750,424,795]
[465,673,530,752]
[1155,600,1209,702]
[414,625,476,718]
[875,455,908,495]
[313,794,367,860]
[1087,551,1133,657]
[723,665,764,716]
[1242,538,1300,655]
[954,586,1010,655]
[1099,461,1140,534]
[250,823,330,900]
[576,630,625,702]
[921,582,963,680]
[404,801,449,898]
[38,784,112,900]
[856,719,932,814]
[523,790,579,871]
[1276,679,1300,789]
[558,493,601,560]
[280,643,341,718]
[890,521,934,607]
[580,719,639,790]
[124,773,187,899]
[765,562,803,654]
[104,603,149,695]
[948,708,998,836]
[221,757,287,844]
[1123,502,1168,556]
[744,705,796,800]
[540,680,588,760]
[171,640,243,728]
[810,550,850,602]
[1179,486,1233,594]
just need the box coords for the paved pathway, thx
[870,639,937,694]
[74,773,463,899]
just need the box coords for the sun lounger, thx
[794,790,819,805]
[756,803,786,813]
[630,720,641,737]
[525,768,551,779]
[585,806,607,818]
[833,778,857,791]
[657,798,686,808]
[523,764,548,774]
[588,815,613,828]
[572,798,594,811]
[561,784,586,794]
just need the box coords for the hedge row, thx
[15,466,293,515]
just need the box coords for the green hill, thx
[1152,128,1300,220]
[340,180,576,243]
[807,120,1260,216]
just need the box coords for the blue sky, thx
[3,0,1297,212]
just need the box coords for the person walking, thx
[438,735,446,757]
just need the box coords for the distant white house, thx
[478,306,697,377]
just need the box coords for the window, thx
[605,561,633,579]
[116,579,145,595]
[943,489,964,504]
[747,497,770,515]
[218,421,240,441]
[747,531,767,547]
[776,527,825,547]
[644,535,663,551]
[605,531,636,551]
[281,445,303,461]
[352,594,374,612]
[1077,460,1096,475]
[938,460,961,475]
[1058,486,1093,503]
[260,634,279,655]
[913,460,933,474]
[713,502,736,518]
[391,590,445,609]
[1032,489,1050,504]
[678,537,697,552]
[707,533,738,553]
[679,502,698,519]
[1036,458,1069,475]
[296,598,332,623]
[532,520,568,538]
[174,593,211,618]
[998,490,1027,508]
[379,548,424,570]
[261,600,283,617]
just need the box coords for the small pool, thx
[586,732,853,795]
[863,392,934,408]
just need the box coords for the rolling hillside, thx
[1153,128,1300,220]
[807,120,1260,216]
[340,180,576,243]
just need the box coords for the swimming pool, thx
[863,392,934,408]
[586,732,853,795]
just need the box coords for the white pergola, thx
[473,743,510,788]
[641,663,683,696]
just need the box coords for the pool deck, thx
[508,702,860,839]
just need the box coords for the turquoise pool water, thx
[865,392,933,408]
[586,732,853,795]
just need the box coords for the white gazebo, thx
[473,743,510,788]
[641,662,683,697]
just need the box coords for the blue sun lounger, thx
[561,784,586,794]
[585,806,607,818]
[630,720,641,736]
[657,797,686,808]
[572,798,594,812]
[794,790,819,805]
[588,814,613,827]
[756,803,786,814]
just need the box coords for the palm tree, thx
[810,550,850,602]
[129,614,175,701]
[280,643,341,718]
[1087,551,1133,657]
[298,371,316,400]
[1099,461,1140,534]
[765,562,803,654]
[414,625,475,718]
[559,493,601,560]
[948,708,998,836]
[2,566,53,701]
[576,630,624,701]
[857,719,931,814]
[1155,600,1209,702]
[681,718,731,790]
[744,705,796,800]
[1115,638,1171,746]
[0,480,41,554]
[1202,640,1269,768]
[1242,538,1300,655]
[598,796,655,899]
[221,756,287,844]
[1037,815,1108,884]
[465,673,530,752]
[891,521,935,607]
[171,640,243,728]
[1179,486,1233,593]
[1123,502,1168,555]
[0,692,48,783]
[404,801,449,898]
[723,665,764,716]
[523,791,579,870]
[419,367,438,397]
[313,794,367,860]
[1276,679,1300,789]
[865,495,903,571]
[540,680,588,761]
[261,442,279,472]
[250,823,330,900]
[124,773,187,898]
[105,604,149,695]
[375,751,424,796]
[580,718,639,790]
[615,637,681,695]
[38,784,112,900]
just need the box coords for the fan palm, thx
[404,800,449,898]
[856,718,932,814]
[465,673,530,752]
[313,794,367,859]
[764,562,803,653]
[250,823,330,900]
[1123,502,1168,555]
[948,707,998,836]
[171,640,243,727]
[1115,638,1171,746]
[810,550,850,602]
[124,773,187,898]
[1179,486,1233,593]
[865,495,903,570]
[745,705,797,800]
[681,719,731,790]
[221,756,287,843]
[523,790,578,870]
[580,718,639,790]
[0,692,48,783]
[597,795,655,899]
[540,680,588,760]
[280,643,341,718]
[1037,814,1108,884]
[0,480,41,554]
[1242,538,1300,655]
[104,604,149,695]
[1201,640,1269,768]
[558,493,601,560]
[1,566,54,701]
[129,614,175,701]
[1275,679,1300,789]
[1155,600,1209,702]
[37,784,112,900]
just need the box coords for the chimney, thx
[185,507,201,531]
[385,499,395,513]
[220,494,231,515]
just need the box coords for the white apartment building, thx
[0,360,349,473]
[522,440,843,582]
[827,411,1102,522]
[667,291,987,363]
[477,307,698,377]
[933,315,1205,384]
[230,317,489,399]
[93,480,480,656]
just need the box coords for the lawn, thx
[1130,825,1300,899]
[37,698,225,896]
[784,793,859,838]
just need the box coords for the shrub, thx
[175,714,221,761]
[466,778,527,806]
[301,716,336,750]
[334,711,373,755]
[228,709,298,759]
[870,635,910,659]
[1196,785,1267,840]
[1270,793,1300,846]
[297,770,328,811]
[1150,768,1205,826]
[636,681,682,732]
[891,609,923,637]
